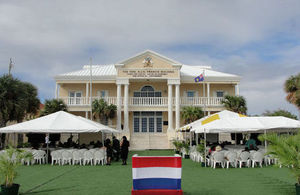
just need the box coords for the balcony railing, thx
[61,97,224,107]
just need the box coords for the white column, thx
[123,84,129,131]
[55,83,58,99]
[85,111,88,119]
[207,83,210,105]
[175,84,180,130]
[168,84,173,131]
[235,84,240,96]
[117,84,122,131]
[86,83,89,105]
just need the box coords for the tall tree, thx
[0,75,40,126]
[40,99,68,116]
[181,106,204,124]
[0,75,40,146]
[284,73,300,110]
[263,109,298,120]
[92,99,116,125]
[221,95,247,114]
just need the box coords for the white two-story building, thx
[54,50,240,149]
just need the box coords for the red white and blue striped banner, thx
[132,155,183,194]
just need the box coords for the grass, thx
[13,150,296,195]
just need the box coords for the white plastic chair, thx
[83,151,94,165]
[51,151,62,165]
[237,151,250,168]
[212,152,225,169]
[62,151,72,165]
[251,152,264,168]
[226,152,237,169]
[94,150,105,165]
[72,150,83,165]
[32,150,46,165]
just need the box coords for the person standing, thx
[112,136,120,161]
[104,138,113,166]
[120,136,130,165]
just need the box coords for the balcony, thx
[61,97,224,107]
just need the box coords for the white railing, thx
[180,97,224,106]
[61,97,224,107]
[130,97,168,106]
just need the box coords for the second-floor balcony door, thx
[133,85,162,105]
[69,91,82,105]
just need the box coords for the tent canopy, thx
[180,110,300,134]
[0,111,120,134]
[180,110,247,131]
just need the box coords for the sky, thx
[0,0,299,117]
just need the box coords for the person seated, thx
[249,144,258,151]
[245,135,257,150]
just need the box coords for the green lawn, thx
[14,150,296,195]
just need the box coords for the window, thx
[134,86,161,98]
[68,91,82,105]
[134,118,140,132]
[187,91,195,97]
[133,112,163,133]
[97,90,108,98]
[216,91,224,97]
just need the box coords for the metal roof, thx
[54,50,240,82]
[55,64,240,82]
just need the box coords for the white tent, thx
[180,110,247,132]
[190,115,300,134]
[0,111,120,134]
[179,110,300,134]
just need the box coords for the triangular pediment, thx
[116,50,182,69]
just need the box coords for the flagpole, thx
[202,70,206,117]
[90,57,93,120]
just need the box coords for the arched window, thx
[141,86,154,92]
[134,86,161,97]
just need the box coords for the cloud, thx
[0,0,299,116]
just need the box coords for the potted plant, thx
[196,140,206,167]
[0,146,32,195]
[182,142,190,159]
[259,133,300,194]
[172,140,181,154]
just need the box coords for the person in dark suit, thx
[112,136,120,161]
[104,138,113,165]
[120,136,130,165]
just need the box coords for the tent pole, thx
[189,131,192,147]
[264,129,267,152]
[101,132,104,144]
[196,133,198,145]
[235,133,237,146]
[46,133,49,164]
[204,129,207,167]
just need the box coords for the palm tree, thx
[221,95,247,114]
[181,106,204,124]
[92,99,116,125]
[259,133,300,186]
[0,75,40,147]
[284,73,300,110]
[40,99,68,116]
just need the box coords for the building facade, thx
[54,50,240,150]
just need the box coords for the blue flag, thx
[194,74,204,82]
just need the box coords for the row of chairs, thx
[190,148,276,169]
[51,148,107,166]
